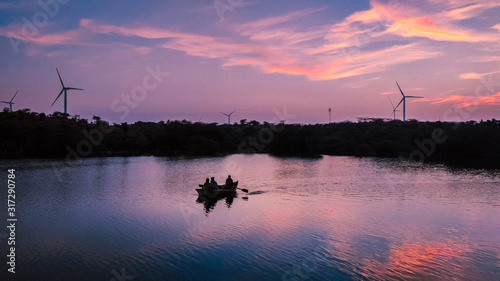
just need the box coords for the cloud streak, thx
[459,71,500,79]
[387,16,496,42]
[419,92,500,108]
[1,0,497,83]
[323,2,497,44]
[0,26,81,45]
[76,8,443,81]
[265,43,440,80]
[440,2,500,20]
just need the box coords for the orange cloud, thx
[322,1,497,45]
[265,44,440,80]
[344,4,395,24]
[460,73,481,79]
[387,16,496,42]
[419,92,500,108]
[265,64,369,80]
[460,71,500,79]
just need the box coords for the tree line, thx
[1,109,499,168]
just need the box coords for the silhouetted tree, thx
[0,110,498,168]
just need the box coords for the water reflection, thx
[196,193,237,214]
[0,155,498,281]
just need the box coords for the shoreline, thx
[2,152,498,170]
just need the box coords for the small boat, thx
[196,181,238,197]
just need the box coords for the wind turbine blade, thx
[66,87,84,90]
[51,89,64,106]
[395,81,405,97]
[229,109,236,115]
[10,90,19,102]
[0,101,9,104]
[56,68,65,88]
[220,112,228,116]
[394,98,404,110]
[388,97,395,110]
[406,96,423,98]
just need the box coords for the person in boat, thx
[225,175,233,188]
[210,177,218,191]
[203,178,210,191]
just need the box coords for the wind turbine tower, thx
[329,108,332,123]
[51,68,84,114]
[388,97,400,120]
[394,82,423,121]
[220,109,236,124]
[1,90,19,112]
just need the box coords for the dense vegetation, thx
[1,109,499,168]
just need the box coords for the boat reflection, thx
[196,193,239,214]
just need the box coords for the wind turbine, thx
[51,68,84,114]
[388,97,400,120]
[328,108,332,123]
[394,82,423,121]
[1,90,18,112]
[220,109,236,124]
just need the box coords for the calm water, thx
[1,155,499,281]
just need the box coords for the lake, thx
[1,155,499,280]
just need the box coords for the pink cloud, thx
[427,0,496,9]
[468,55,500,62]
[240,28,325,46]
[344,4,396,24]
[0,25,81,45]
[80,19,185,39]
[318,1,497,50]
[440,3,500,20]
[78,17,441,81]
[460,71,500,79]
[265,63,369,81]
[265,44,440,80]
[419,92,500,108]
[235,8,325,30]
[5,2,493,83]
[135,46,152,55]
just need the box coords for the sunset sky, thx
[1,0,499,123]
